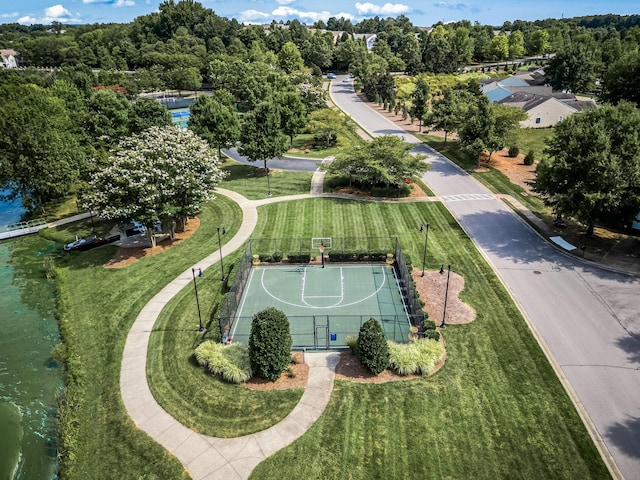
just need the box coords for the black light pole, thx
[192,267,205,332]
[419,223,429,277]
[440,264,451,329]
[217,227,226,281]
[264,161,272,197]
[89,210,96,235]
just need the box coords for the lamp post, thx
[217,227,226,281]
[440,264,451,329]
[264,161,272,197]
[192,267,205,332]
[419,223,429,277]
[89,210,96,235]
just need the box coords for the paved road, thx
[330,76,640,479]
[223,147,322,172]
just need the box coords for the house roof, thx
[486,86,512,103]
[499,92,578,113]
[499,76,529,87]
[562,100,597,112]
[1,48,17,60]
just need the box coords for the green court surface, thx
[228,264,411,349]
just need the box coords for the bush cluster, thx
[258,253,283,263]
[286,253,311,263]
[327,251,388,262]
[423,320,440,342]
[356,318,390,375]
[194,341,252,383]
[248,307,292,381]
[508,145,520,157]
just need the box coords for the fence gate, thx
[313,316,330,350]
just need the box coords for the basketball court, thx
[228,263,412,349]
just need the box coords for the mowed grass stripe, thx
[56,196,244,477]
[248,198,608,479]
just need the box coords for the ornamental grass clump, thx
[414,339,445,376]
[194,341,252,383]
[387,339,445,376]
[388,341,418,376]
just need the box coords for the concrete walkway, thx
[120,188,340,480]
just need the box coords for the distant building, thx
[483,68,596,127]
[498,91,596,128]
[1,49,17,69]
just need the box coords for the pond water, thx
[0,191,26,232]
[0,235,62,478]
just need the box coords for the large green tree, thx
[239,101,288,195]
[83,125,225,246]
[426,86,476,142]
[0,83,84,212]
[128,96,173,134]
[534,102,640,236]
[276,90,307,148]
[277,41,304,74]
[188,90,241,157]
[323,135,427,188]
[545,39,601,94]
[459,97,526,167]
[599,51,640,107]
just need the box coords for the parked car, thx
[326,73,336,79]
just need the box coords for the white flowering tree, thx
[82,125,225,248]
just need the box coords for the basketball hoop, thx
[319,244,325,254]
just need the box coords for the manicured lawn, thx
[147,252,305,437]
[53,196,243,479]
[286,131,362,159]
[220,160,313,199]
[52,191,607,479]
[516,127,554,159]
[246,199,608,479]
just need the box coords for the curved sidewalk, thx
[120,187,338,480]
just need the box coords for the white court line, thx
[230,267,257,339]
[258,265,389,309]
[301,266,343,307]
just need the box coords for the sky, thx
[1,0,638,28]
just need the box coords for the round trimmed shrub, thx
[248,307,292,381]
[356,318,390,375]
[508,145,520,157]
[524,150,535,166]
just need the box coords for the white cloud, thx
[240,5,354,24]
[238,9,271,22]
[83,0,135,5]
[0,12,19,18]
[17,4,81,24]
[272,6,353,22]
[355,2,410,15]
[45,4,72,18]
[276,0,296,4]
